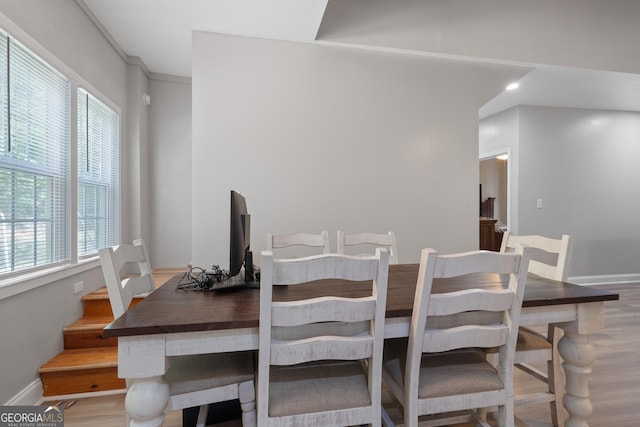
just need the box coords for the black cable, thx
[175,265,231,291]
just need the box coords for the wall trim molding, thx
[75,0,150,77]
[5,379,126,406]
[569,273,640,286]
[4,380,43,406]
[149,72,192,84]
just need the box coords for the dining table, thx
[104,263,619,427]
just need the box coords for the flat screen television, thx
[229,190,255,281]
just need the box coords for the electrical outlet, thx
[73,281,84,294]
[537,199,543,209]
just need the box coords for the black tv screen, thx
[229,190,251,278]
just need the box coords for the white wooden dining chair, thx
[500,232,573,427]
[337,230,399,264]
[381,248,531,427]
[99,239,256,427]
[266,231,330,256]
[258,248,390,426]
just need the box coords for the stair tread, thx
[64,315,114,330]
[81,287,109,301]
[39,347,119,373]
[81,287,148,301]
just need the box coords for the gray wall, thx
[481,106,640,279]
[519,106,640,278]
[124,64,150,247]
[191,32,530,268]
[0,0,146,404]
[148,77,192,268]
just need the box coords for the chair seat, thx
[384,340,503,399]
[516,327,552,352]
[166,353,255,396]
[268,360,371,417]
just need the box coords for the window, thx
[0,25,120,278]
[0,31,71,275]
[77,90,119,256]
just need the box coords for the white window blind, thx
[0,30,71,274]
[77,89,119,256]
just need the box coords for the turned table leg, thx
[558,330,596,427]
[125,376,170,427]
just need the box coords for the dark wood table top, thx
[103,264,619,338]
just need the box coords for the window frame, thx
[0,17,122,297]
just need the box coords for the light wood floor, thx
[56,283,637,427]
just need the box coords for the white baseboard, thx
[4,379,43,406]
[569,273,640,286]
[5,379,126,406]
[41,388,126,402]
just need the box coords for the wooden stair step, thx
[39,347,119,372]
[38,269,186,397]
[39,347,125,397]
[63,315,116,349]
[80,288,113,317]
[81,289,147,317]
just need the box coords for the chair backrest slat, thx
[267,231,330,254]
[272,254,380,284]
[423,324,509,353]
[271,336,374,366]
[120,276,155,306]
[337,230,399,264]
[501,232,572,281]
[272,296,376,326]
[343,232,394,246]
[427,288,514,316]
[110,244,147,270]
[434,249,522,277]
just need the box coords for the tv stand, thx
[207,250,260,291]
[244,250,255,281]
[238,268,260,288]
[212,269,260,291]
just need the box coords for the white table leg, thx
[125,376,170,427]
[557,330,596,427]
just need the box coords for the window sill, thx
[0,257,101,301]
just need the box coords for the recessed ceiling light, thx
[506,82,520,91]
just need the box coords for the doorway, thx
[479,153,508,231]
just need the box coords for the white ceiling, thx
[82,0,640,119]
[83,0,328,78]
[480,65,640,119]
